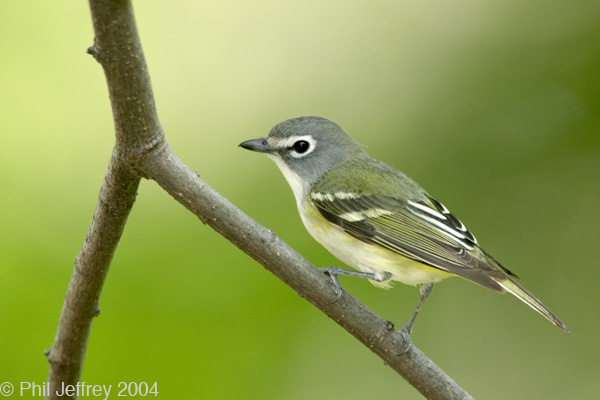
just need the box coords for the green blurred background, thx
[1,1,599,398]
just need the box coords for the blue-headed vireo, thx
[240,116,569,334]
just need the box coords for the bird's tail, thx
[496,277,571,333]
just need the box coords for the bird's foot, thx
[320,267,392,303]
[321,267,345,302]
[398,324,414,355]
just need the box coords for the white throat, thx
[267,154,308,209]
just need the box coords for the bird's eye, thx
[293,140,310,154]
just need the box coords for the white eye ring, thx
[287,135,317,158]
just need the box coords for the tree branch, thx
[46,1,474,399]
[46,0,159,398]
[141,145,474,400]
[46,150,139,397]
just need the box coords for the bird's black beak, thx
[239,138,277,154]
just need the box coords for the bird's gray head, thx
[240,117,365,196]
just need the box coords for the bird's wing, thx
[310,189,516,292]
[309,158,570,332]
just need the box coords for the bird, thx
[239,116,570,335]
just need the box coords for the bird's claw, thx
[398,325,413,355]
[321,267,344,302]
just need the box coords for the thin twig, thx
[46,150,139,398]
[46,0,161,398]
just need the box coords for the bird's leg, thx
[402,283,434,335]
[398,283,434,354]
[321,266,392,302]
